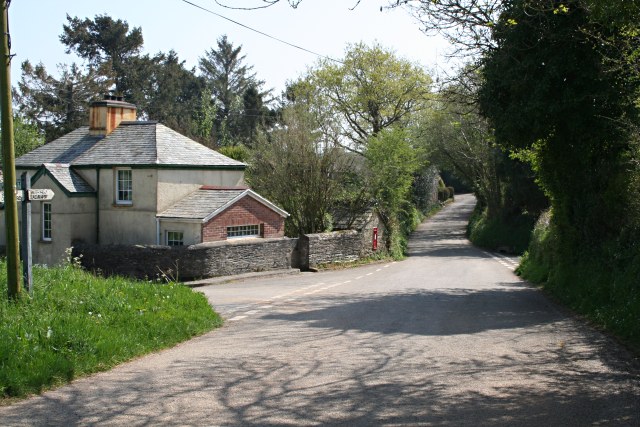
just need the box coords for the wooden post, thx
[0,0,22,299]
[21,172,32,294]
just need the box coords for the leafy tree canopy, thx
[60,14,144,93]
[297,42,432,154]
[16,61,113,141]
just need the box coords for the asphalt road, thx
[1,194,639,426]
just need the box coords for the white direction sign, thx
[0,190,24,203]
[0,189,55,203]
[27,189,55,201]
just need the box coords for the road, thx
[1,194,639,426]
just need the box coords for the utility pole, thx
[0,0,22,299]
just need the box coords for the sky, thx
[9,0,453,95]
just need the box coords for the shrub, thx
[437,187,450,202]
[446,186,455,199]
[467,204,537,254]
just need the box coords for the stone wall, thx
[298,230,367,270]
[73,224,386,280]
[74,237,297,280]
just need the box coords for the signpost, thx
[20,173,32,293]
[0,172,55,294]
[7,172,55,294]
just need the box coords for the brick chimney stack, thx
[89,95,137,136]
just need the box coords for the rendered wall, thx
[98,168,158,245]
[156,169,245,212]
[158,220,201,246]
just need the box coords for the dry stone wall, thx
[74,237,297,280]
[73,226,386,280]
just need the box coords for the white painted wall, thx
[156,169,245,212]
[98,168,158,245]
[159,220,201,246]
[4,173,98,266]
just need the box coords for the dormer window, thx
[115,168,133,205]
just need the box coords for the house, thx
[0,96,288,265]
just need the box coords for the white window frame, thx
[115,168,133,205]
[42,202,52,241]
[166,231,184,246]
[226,224,260,239]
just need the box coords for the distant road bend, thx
[1,193,638,426]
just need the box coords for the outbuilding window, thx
[227,224,260,238]
[166,231,184,246]
[115,168,133,205]
[42,202,52,241]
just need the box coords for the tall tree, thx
[60,14,144,94]
[247,102,348,236]
[144,50,204,139]
[199,35,267,146]
[364,127,419,252]
[298,42,432,154]
[16,61,112,141]
[478,0,639,251]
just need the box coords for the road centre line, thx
[355,275,364,280]
[366,273,374,276]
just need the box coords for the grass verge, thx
[518,212,640,354]
[0,262,221,400]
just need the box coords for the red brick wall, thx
[202,196,285,242]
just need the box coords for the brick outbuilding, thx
[157,186,288,246]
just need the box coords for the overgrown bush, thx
[217,145,251,163]
[446,186,455,199]
[437,187,450,202]
[519,210,640,353]
[467,204,537,254]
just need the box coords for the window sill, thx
[39,239,52,244]
[112,203,133,208]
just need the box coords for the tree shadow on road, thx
[264,286,562,337]
[5,308,637,426]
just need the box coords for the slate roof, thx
[40,163,95,194]
[16,122,245,169]
[158,187,289,222]
[16,127,102,167]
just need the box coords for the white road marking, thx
[245,310,260,315]
[355,276,364,280]
[485,251,519,272]
[376,269,382,272]
[366,273,374,276]
[228,315,247,321]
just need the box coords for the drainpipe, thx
[156,218,160,245]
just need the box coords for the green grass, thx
[0,262,222,399]
[518,212,640,353]
[467,205,537,254]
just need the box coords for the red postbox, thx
[373,227,378,251]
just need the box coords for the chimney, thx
[89,95,137,136]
